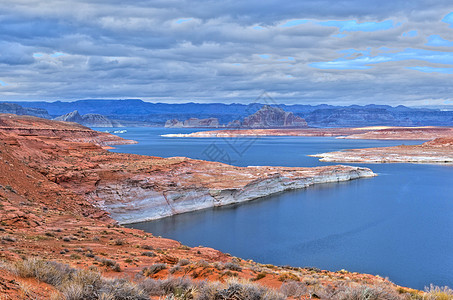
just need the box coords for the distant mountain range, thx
[2,99,453,127]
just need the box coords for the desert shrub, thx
[9,258,74,286]
[177,259,190,266]
[113,239,124,246]
[138,276,285,300]
[142,263,167,276]
[5,185,17,193]
[278,272,299,282]
[425,284,453,300]
[95,257,121,272]
[280,280,307,297]
[223,262,242,272]
[196,260,210,268]
[7,258,146,300]
[214,278,285,300]
[169,265,181,274]
[140,251,155,257]
[97,278,147,300]
[1,235,16,242]
[336,284,403,300]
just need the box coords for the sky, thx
[1,0,453,106]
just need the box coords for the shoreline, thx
[108,166,376,224]
[161,126,453,140]
[310,138,453,164]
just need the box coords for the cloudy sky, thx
[1,0,453,106]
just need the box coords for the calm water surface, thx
[103,127,453,289]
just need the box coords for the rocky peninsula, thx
[311,138,453,164]
[163,126,453,140]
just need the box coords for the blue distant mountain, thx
[5,99,453,127]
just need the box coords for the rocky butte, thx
[55,110,124,127]
[237,105,308,128]
[0,113,436,299]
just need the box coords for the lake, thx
[104,127,453,290]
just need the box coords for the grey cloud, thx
[0,0,453,106]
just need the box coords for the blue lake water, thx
[104,127,453,290]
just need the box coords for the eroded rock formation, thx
[239,105,308,128]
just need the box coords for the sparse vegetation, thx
[113,239,124,246]
[3,258,286,299]
[142,263,167,276]
[95,257,121,272]
[5,185,17,193]
[424,284,453,300]
[177,259,190,266]
[252,272,267,281]
[3,256,453,300]
[139,276,286,300]
[336,284,404,300]
[5,258,145,299]
[141,251,156,257]
[1,235,16,242]
[223,261,242,272]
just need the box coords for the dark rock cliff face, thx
[240,105,308,128]
[0,103,51,119]
[54,110,123,127]
[184,118,220,127]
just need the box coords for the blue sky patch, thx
[51,52,65,57]
[402,30,417,37]
[311,48,453,70]
[33,53,44,58]
[442,12,453,26]
[258,54,270,59]
[319,19,395,32]
[0,80,7,86]
[175,18,193,24]
[426,35,453,47]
